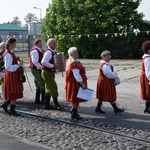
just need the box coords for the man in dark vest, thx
[29,39,45,104]
[41,38,63,110]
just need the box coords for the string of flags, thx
[0,30,149,40]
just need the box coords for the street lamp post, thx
[33,7,42,22]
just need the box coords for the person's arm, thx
[41,51,54,68]
[30,50,42,69]
[4,53,19,72]
[72,69,86,89]
[101,64,117,79]
[144,57,150,80]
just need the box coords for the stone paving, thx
[0,59,150,150]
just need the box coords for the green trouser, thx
[41,70,58,98]
[31,68,45,92]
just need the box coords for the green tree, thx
[24,13,38,29]
[11,16,21,26]
[42,0,143,58]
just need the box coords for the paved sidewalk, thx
[0,132,48,150]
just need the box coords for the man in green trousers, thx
[41,38,63,110]
[29,39,45,104]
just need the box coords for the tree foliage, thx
[42,0,144,58]
[24,13,38,28]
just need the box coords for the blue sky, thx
[0,0,149,25]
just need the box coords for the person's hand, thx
[80,82,87,90]
[54,64,59,70]
[18,62,23,67]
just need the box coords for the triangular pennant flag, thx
[134,32,138,36]
[87,34,90,38]
[104,34,108,38]
[96,34,99,38]
[114,33,117,37]
[146,31,149,35]
[124,33,127,37]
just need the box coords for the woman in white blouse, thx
[96,50,124,114]
[140,40,150,113]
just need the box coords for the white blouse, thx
[100,60,117,79]
[4,53,19,72]
[30,46,42,70]
[143,54,150,80]
[41,49,54,68]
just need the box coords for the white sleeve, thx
[30,50,42,69]
[72,69,83,82]
[4,53,19,72]
[101,64,117,79]
[144,57,150,80]
[41,51,54,68]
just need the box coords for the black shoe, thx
[34,100,41,104]
[95,102,105,113]
[111,103,124,114]
[144,102,150,113]
[71,109,82,121]
[0,100,10,113]
[53,98,63,110]
[95,108,105,114]
[44,105,55,110]
[9,104,20,116]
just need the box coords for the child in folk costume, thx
[140,41,150,114]
[1,37,23,116]
[96,50,124,114]
[65,47,87,120]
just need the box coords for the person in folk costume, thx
[140,40,150,114]
[96,50,124,114]
[29,39,45,104]
[0,42,6,100]
[65,47,87,120]
[41,38,63,110]
[1,37,23,116]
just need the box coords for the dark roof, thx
[0,24,27,31]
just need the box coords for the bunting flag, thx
[0,30,149,41]
[104,34,108,38]
[114,33,117,37]
[124,33,128,36]
[146,31,149,35]
[96,34,99,38]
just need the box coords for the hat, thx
[101,50,110,58]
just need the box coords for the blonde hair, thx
[0,42,5,49]
[68,47,77,56]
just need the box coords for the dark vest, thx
[42,49,54,71]
[30,46,43,69]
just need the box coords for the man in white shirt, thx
[41,38,63,110]
[29,39,45,104]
